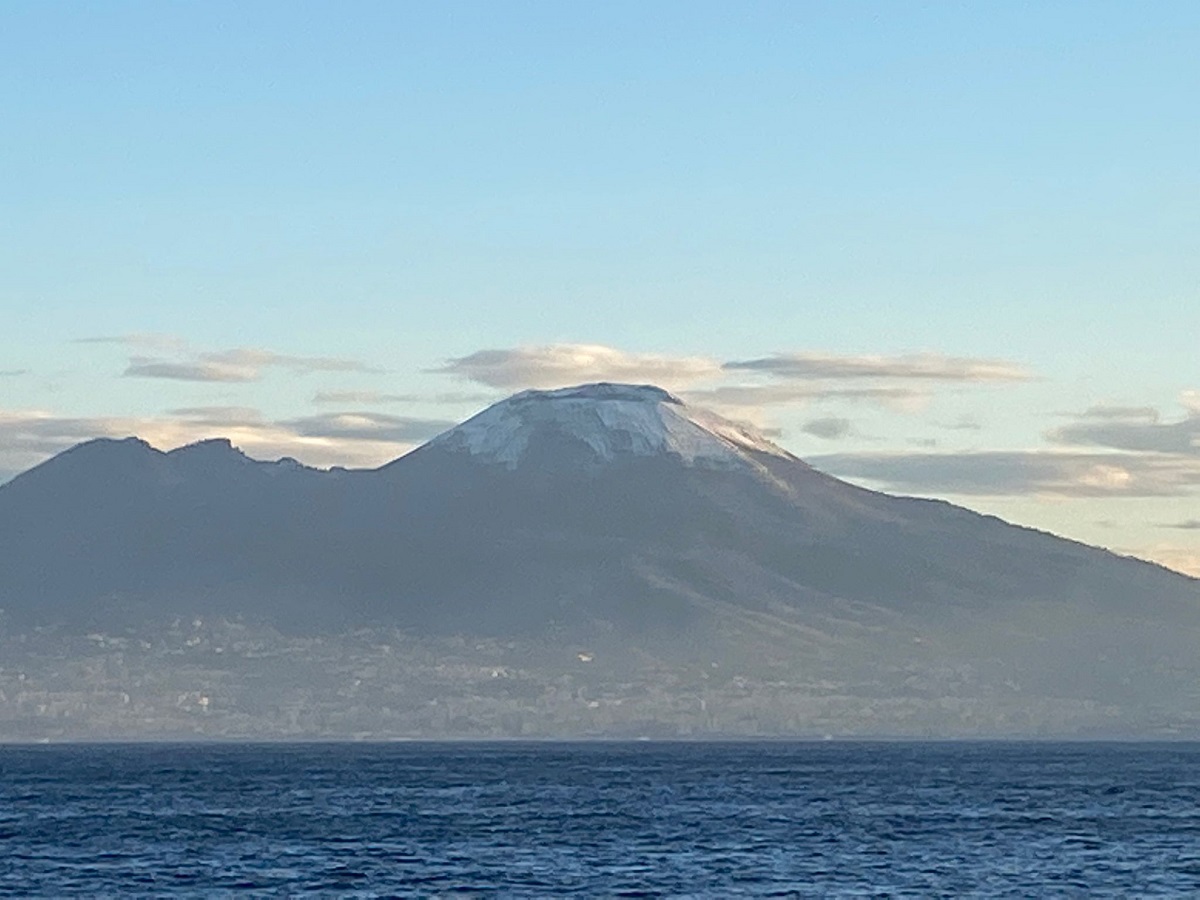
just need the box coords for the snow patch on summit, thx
[426,382,792,468]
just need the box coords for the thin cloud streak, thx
[725,352,1031,383]
[312,390,422,405]
[81,334,381,383]
[1072,405,1161,422]
[125,360,259,383]
[202,348,380,375]
[311,390,496,406]
[75,333,189,352]
[684,382,928,412]
[167,406,268,426]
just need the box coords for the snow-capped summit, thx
[423,382,792,468]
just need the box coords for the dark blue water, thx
[2,742,1199,896]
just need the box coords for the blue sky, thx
[2,2,1198,574]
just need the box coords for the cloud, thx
[800,417,854,440]
[809,450,1200,498]
[725,352,1031,383]
[125,348,380,383]
[434,345,1027,423]
[808,391,1200,502]
[435,344,721,390]
[75,333,189,352]
[79,334,381,383]
[682,382,928,412]
[201,348,380,375]
[0,369,28,377]
[939,415,982,431]
[167,406,268,426]
[311,390,496,406]
[125,359,260,383]
[312,390,422,405]
[1072,405,1161,422]
[1160,519,1200,531]
[282,412,453,443]
[1047,399,1199,457]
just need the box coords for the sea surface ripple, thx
[1,741,1199,896]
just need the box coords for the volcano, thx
[1,382,1195,635]
[2,383,1199,738]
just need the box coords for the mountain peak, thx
[30,435,160,471]
[71,435,156,455]
[167,437,244,458]
[424,381,791,468]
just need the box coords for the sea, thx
[1,741,1199,897]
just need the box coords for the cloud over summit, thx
[436,344,721,390]
[436,343,1029,426]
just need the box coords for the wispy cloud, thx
[1071,404,1161,422]
[312,390,422,405]
[282,411,453,443]
[126,348,380,383]
[810,450,1200,498]
[311,390,496,406]
[435,344,721,390]
[800,417,855,440]
[936,415,983,431]
[683,382,928,412]
[0,369,28,377]
[725,352,1031,383]
[79,333,380,383]
[1047,394,1199,457]
[75,333,188,352]
[1160,519,1200,531]
[167,406,268,426]
[125,359,259,383]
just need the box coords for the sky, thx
[1,1,1197,576]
